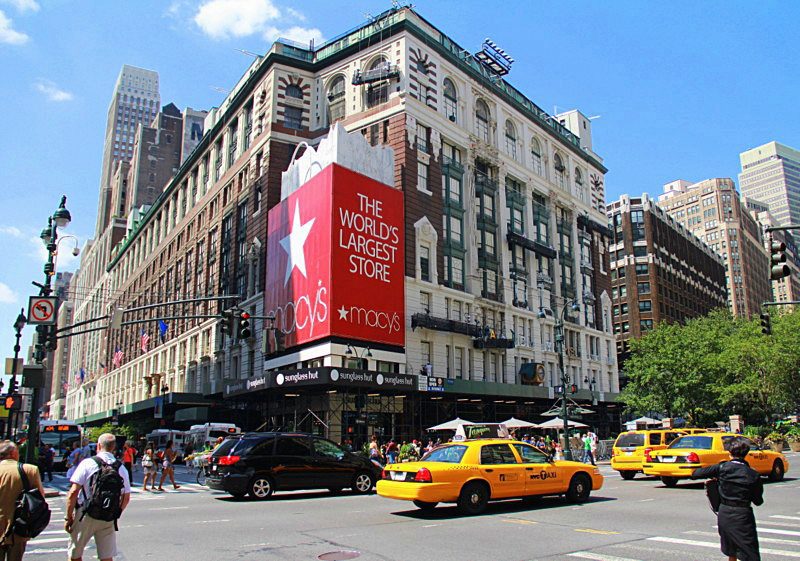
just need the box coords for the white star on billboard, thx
[279,201,315,286]
[338,306,349,320]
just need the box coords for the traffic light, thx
[7,377,17,394]
[4,394,21,411]
[220,308,235,336]
[770,240,790,280]
[760,312,772,335]
[238,312,251,339]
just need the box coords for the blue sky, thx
[1,0,799,378]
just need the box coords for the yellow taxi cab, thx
[643,432,789,487]
[376,430,603,515]
[611,429,686,480]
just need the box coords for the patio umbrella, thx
[502,417,538,429]
[426,418,476,431]
[535,418,588,430]
[625,416,661,430]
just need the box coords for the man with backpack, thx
[0,440,47,561]
[64,434,130,561]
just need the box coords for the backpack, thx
[5,463,51,539]
[80,457,124,527]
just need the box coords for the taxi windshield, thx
[668,435,713,450]
[420,445,467,463]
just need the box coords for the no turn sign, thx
[28,296,58,325]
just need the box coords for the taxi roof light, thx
[414,467,433,483]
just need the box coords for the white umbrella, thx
[535,418,588,430]
[427,418,475,431]
[502,417,537,429]
[625,416,661,430]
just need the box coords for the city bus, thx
[39,420,82,469]
[145,429,187,460]
[184,423,240,452]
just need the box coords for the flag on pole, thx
[140,329,150,353]
[112,346,124,368]
[158,320,169,342]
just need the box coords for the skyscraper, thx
[739,141,800,228]
[95,64,160,236]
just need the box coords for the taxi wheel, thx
[413,500,438,511]
[620,471,636,480]
[458,481,489,515]
[566,474,591,503]
[249,476,274,500]
[769,460,785,482]
[661,476,678,488]
[351,471,375,494]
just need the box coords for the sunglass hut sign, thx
[266,163,405,349]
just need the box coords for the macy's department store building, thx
[221,128,620,446]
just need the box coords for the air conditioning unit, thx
[448,114,456,122]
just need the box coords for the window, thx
[284,106,303,130]
[416,123,428,153]
[420,245,430,281]
[274,436,310,457]
[417,162,429,192]
[639,300,652,312]
[637,282,651,294]
[635,263,648,276]
[640,319,654,331]
[480,444,518,465]
[366,58,389,107]
[285,84,303,99]
[312,438,344,460]
[420,291,431,312]
[633,246,647,257]
[513,443,549,463]
[531,138,543,176]
[327,76,346,123]
[475,99,490,142]
[553,153,566,189]
[421,341,432,369]
[443,78,457,121]
[504,120,517,160]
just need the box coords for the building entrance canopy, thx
[224,367,417,398]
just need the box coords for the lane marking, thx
[148,506,189,511]
[687,530,800,546]
[190,519,231,524]
[502,519,538,526]
[23,548,69,555]
[772,515,800,521]
[638,498,655,502]
[760,528,800,537]
[568,553,641,561]
[648,536,800,558]
[575,528,620,535]
[422,524,441,528]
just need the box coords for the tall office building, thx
[658,178,771,317]
[95,65,160,236]
[739,141,800,228]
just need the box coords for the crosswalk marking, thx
[760,527,800,537]
[29,537,68,545]
[648,536,800,558]
[773,515,800,521]
[686,530,800,546]
[568,553,640,561]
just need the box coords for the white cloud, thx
[264,25,324,46]
[0,226,23,237]
[0,9,28,44]
[1,0,39,13]
[0,282,18,304]
[34,79,73,102]
[285,7,306,22]
[194,0,279,40]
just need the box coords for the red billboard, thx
[265,163,405,349]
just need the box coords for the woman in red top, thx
[122,441,137,483]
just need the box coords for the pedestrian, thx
[38,444,54,483]
[157,440,180,491]
[66,442,81,480]
[691,436,763,561]
[140,447,156,492]
[385,440,398,464]
[1,440,47,561]
[65,433,130,561]
[121,441,137,484]
[582,433,596,466]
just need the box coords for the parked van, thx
[611,429,685,479]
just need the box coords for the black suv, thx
[205,432,381,499]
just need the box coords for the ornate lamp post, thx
[554,298,580,460]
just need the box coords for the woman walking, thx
[157,440,181,491]
[691,436,763,561]
[141,446,156,491]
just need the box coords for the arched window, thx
[443,78,457,121]
[504,120,517,161]
[554,153,566,189]
[475,99,490,142]
[367,58,389,108]
[286,84,303,99]
[574,167,585,201]
[327,76,346,124]
[531,138,543,176]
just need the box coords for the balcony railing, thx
[475,174,498,194]
[442,155,464,176]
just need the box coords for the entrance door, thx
[479,443,525,498]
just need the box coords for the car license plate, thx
[212,465,218,472]
[661,456,676,463]
[391,471,406,481]
[625,451,633,456]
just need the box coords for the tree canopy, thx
[619,308,800,426]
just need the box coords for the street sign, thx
[4,358,22,374]
[21,365,44,388]
[27,297,58,325]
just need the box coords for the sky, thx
[1,0,799,382]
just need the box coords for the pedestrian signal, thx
[4,394,21,411]
[760,312,772,336]
[570,384,578,394]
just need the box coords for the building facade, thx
[607,194,727,362]
[739,141,800,228]
[66,7,620,439]
[96,65,160,237]
[658,178,771,317]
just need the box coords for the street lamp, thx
[555,297,580,460]
[25,195,71,463]
[584,375,598,406]
[5,309,27,439]
[345,344,372,369]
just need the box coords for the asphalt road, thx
[29,452,800,561]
